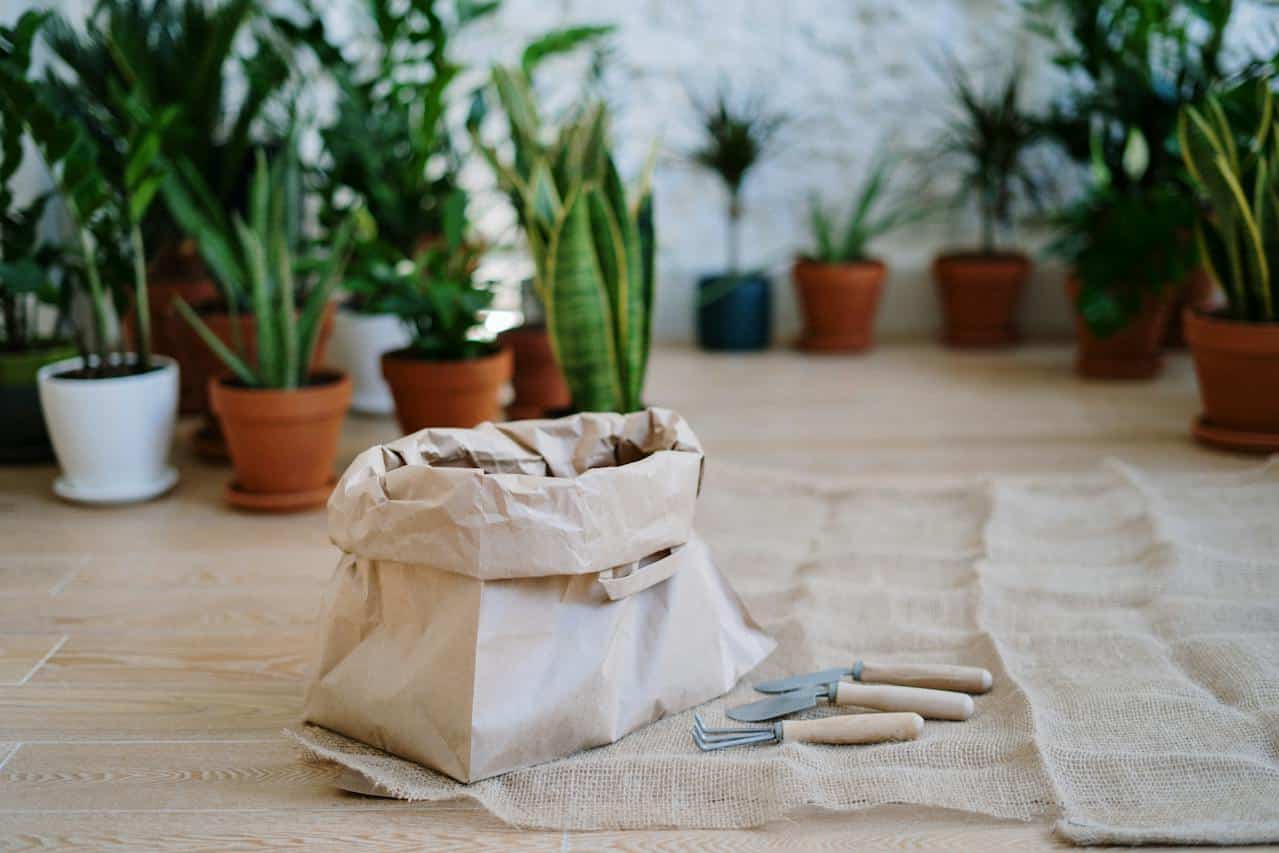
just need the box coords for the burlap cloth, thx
[290,458,1279,844]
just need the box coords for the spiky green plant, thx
[690,86,784,274]
[170,150,353,389]
[807,159,923,263]
[473,27,656,414]
[1179,80,1278,323]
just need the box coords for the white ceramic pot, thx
[37,355,180,505]
[329,307,410,415]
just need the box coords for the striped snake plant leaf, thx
[599,158,646,411]
[236,217,277,387]
[634,188,656,412]
[547,187,623,411]
[171,296,257,386]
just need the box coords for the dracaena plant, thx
[932,59,1046,254]
[0,10,173,375]
[41,0,296,266]
[806,158,923,264]
[1179,79,1279,324]
[690,85,784,275]
[170,150,353,389]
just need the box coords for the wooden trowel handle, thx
[834,682,974,721]
[782,712,924,745]
[859,661,993,694]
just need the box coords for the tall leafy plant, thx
[807,158,922,263]
[170,151,353,389]
[474,31,654,413]
[1179,80,1278,323]
[690,86,784,275]
[0,10,173,374]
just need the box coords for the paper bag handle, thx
[596,543,690,600]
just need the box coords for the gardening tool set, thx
[694,660,993,751]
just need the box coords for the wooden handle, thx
[859,662,993,694]
[781,712,924,745]
[834,682,974,721]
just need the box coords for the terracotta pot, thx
[499,327,569,420]
[210,371,351,512]
[933,252,1031,348]
[1067,277,1175,380]
[382,346,512,433]
[792,258,886,352]
[176,301,337,461]
[1185,310,1279,453]
[1163,266,1218,349]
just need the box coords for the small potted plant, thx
[930,61,1044,347]
[1179,79,1279,452]
[2,10,180,503]
[498,279,570,419]
[795,159,921,352]
[689,85,783,351]
[378,192,509,432]
[173,152,353,511]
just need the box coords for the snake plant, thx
[170,150,353,389]
[807,158,923,264]
[475,32,654,413]
[1179,81,1278,324]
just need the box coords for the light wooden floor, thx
[0,343,1255,850]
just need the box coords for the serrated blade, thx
[726,688,820,722]
[753,667,849,694]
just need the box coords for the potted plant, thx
[0,15,76,462]
[172,152,353,511]
[689,85,783,351]
[1,10,179,503]
[1179,78,1279,452]
[377,191,509,432]
[308,0,498,416]
[499,279,570,419]
[1028,0,1237,378]
[795,159,921,352]
[42,0,296,412]
[477,45,653,413]
[930,61,1045,347]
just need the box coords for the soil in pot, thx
[933,252,1031,348]
[177,300,337,461]
[0,342,80,463]
[1185,310,1279,453]
[382,346,512,433]
[793,259,886,352]
[1067,277,1175,380]
[1163,266,1217,349]
[499,327,569,420]
[210,370,351,512]
[697,273,772,352]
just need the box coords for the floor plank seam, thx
[0,743,21,773]
[12,634,67,686]
[48,566,82,597]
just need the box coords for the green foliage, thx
[1180,80,1279,323]
[807,159,923,263]
[932,60,1045,253]
[690,85,784,273]
[474,27,654,414]
[171,150,353,389]
[40,0,295,262]
[370,190,495,360]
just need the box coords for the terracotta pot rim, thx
[215,369,348,395]
[382,344,509,365]
[934,250,1031,265]
[794,257,885,272]
[212,370,351,422]
[1184,307,1279,352]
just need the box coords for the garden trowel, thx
[755,660,993,695]
[728,680,974,722]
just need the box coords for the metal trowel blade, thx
[726,687,821,722]
[753,667,849,694]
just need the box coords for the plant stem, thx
[130,223,151,369]
[727,188,741,276]
[76,227,112,367]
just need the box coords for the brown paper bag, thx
[305,408,775,783]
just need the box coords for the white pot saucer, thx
[53,466,180,506]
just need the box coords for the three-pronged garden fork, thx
[692,711,923,751]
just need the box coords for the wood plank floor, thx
[0,343,1251,850]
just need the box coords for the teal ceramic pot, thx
[697,273,771,351]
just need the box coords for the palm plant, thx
[0,10,173,374]
[1179,79,1278,324]
[690,86,784,274]
[170,151,353,389]
[807,159,923,263]
[933,60,1045,254]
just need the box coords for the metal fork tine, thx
[693,729,775,751]
[691,713,781,751]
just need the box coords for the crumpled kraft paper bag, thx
[305,408,775,783]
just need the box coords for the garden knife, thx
[755,660,993,694]
[728,680,975,722]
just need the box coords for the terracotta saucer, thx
[1191,415,1279,454]
[224,478,335,513]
